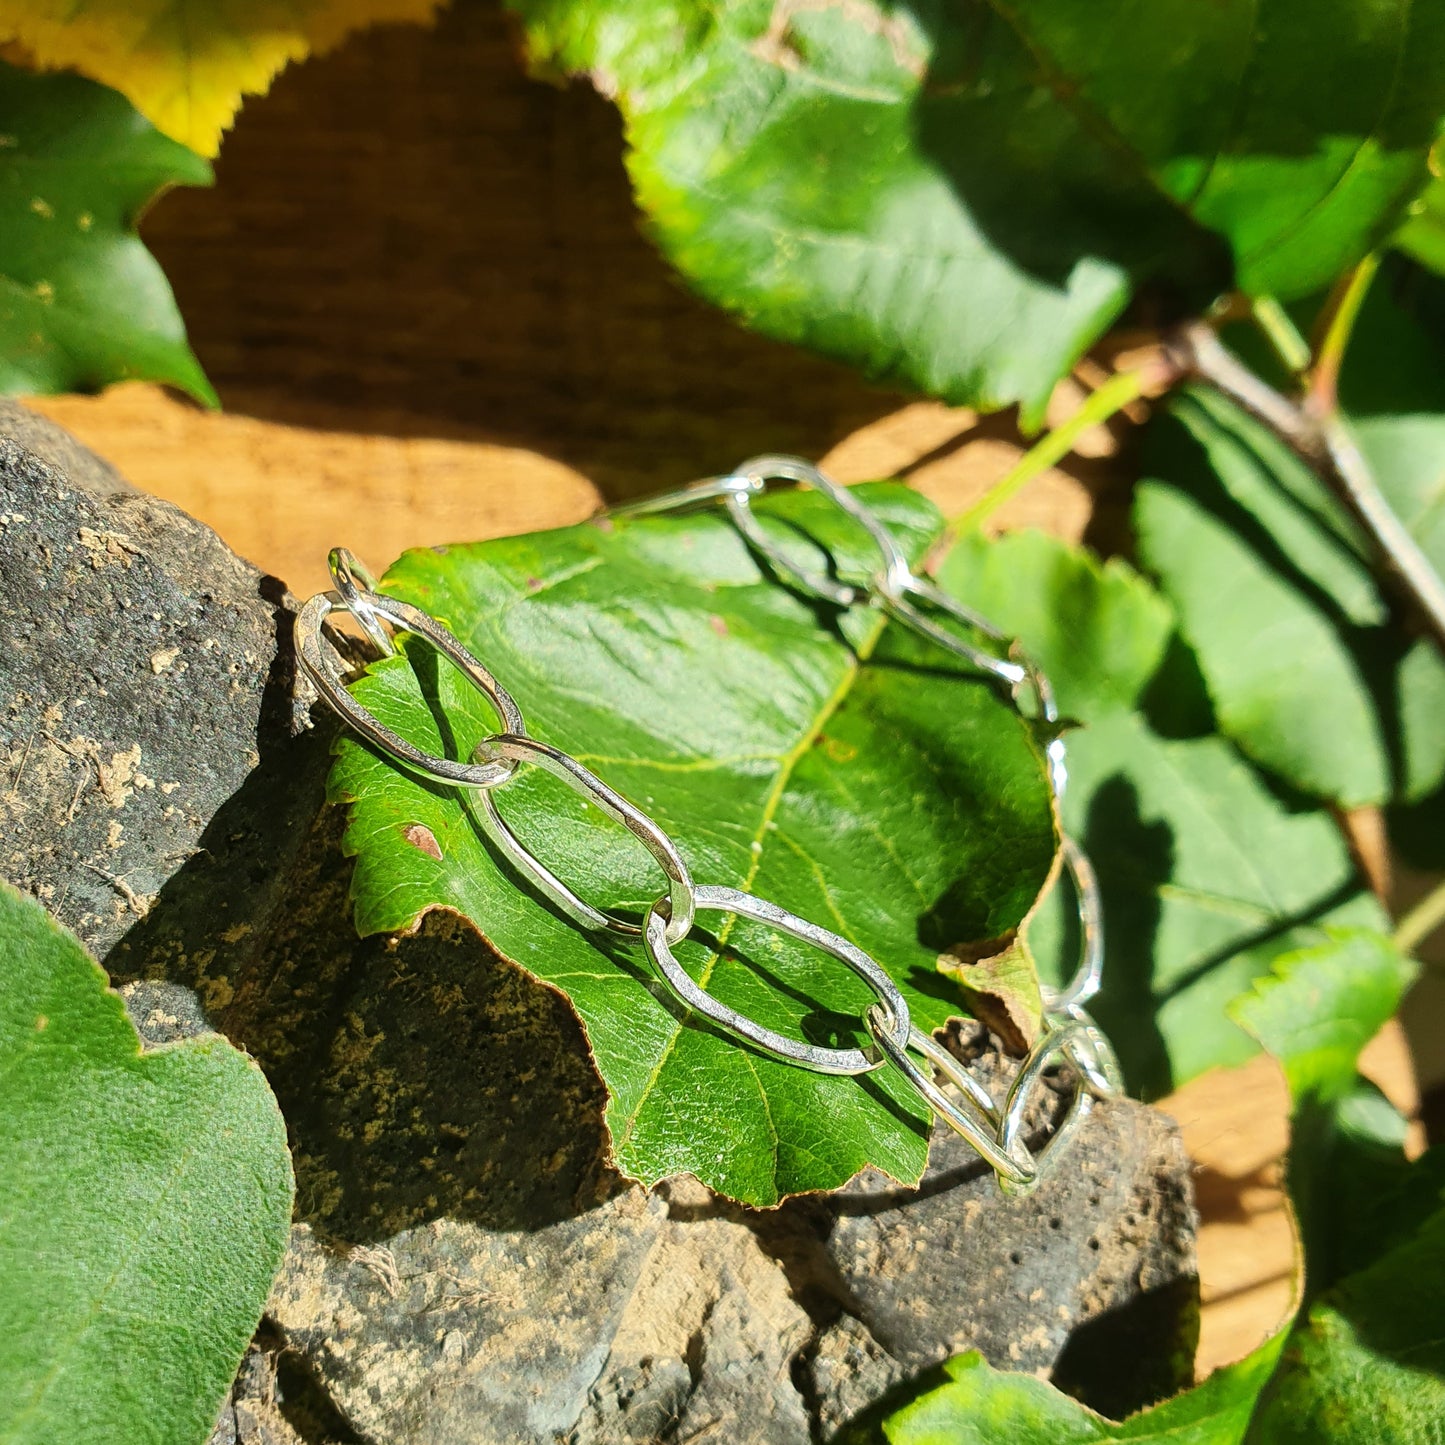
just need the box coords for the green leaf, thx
[1248,1208,1445,1445]
[511,0,1445,420]
[1233,928,1416,1106]
[1395,174,1445,275]
[882,1337,1287,1444]
[1135,385,1445,808]
[937,530,1387,1095]
[0,880,293,1445]
[1232,928,1419,1294]
[0,62,215,404]
[331,485,1057,1205]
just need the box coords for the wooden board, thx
[19,0,1423,1384]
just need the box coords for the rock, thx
[1,403,1201,1443]
[272,1202,666,1444]
[0,398,329,992]
[813,1028,1199,1422]
[121,978,217,1046]
[808,1315,912,1440]
[572,1185,816,1445]
[204,1341,308,1445]
[258,1036,1196,1444]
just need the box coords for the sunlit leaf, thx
[332,486,1057,1205]
[881,1337,1284,1445]
[0,0,445,156]
[512,0,1445,420]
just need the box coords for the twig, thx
[8,730,35,792]
[81,862,148,916]
[1167,323,1319,457]
[1396,875,1445,955]
[42,731,94,820]
[1307,255,1380,415]
[948,363,1162,534]
[348,1245,402,1299]
[1166,321,1445,653]
[1251,296,1312,380]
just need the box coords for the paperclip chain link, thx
[295,457,1123,1194]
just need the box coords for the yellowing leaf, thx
[0,0,446,156]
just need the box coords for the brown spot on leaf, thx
[708,614,728,638]
[34,1014,47,1031]
[752,0,925,78]
[403,823,443,860]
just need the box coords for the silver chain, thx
[295,456,1122,1194]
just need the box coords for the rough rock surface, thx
[273,1203,668,1444]
[257,1035,1197,1444]
[204,1340,308,1445]
[6,404,1201,1443]
[0,398,329,985]
[814,1041,1199,1423]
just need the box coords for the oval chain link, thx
[294,585,525,790]
[644,884,911,1075]
[299,458,1122,1193]
[470,733,697,945]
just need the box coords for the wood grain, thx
[1160,1018,1422,1378]
[18,0,1423,1385]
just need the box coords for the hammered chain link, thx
[295,455,1122,1194]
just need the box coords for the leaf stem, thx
[1168,321,1445,654]
[1395,874,1445,954]
[949,365,1153,532]
[1251,296,1312,379]
[1308,254,1380,415]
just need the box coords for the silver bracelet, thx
[294,454,1122,1194]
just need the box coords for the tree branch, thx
[1396,872,1445,955]
[1166,321,1445,654]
